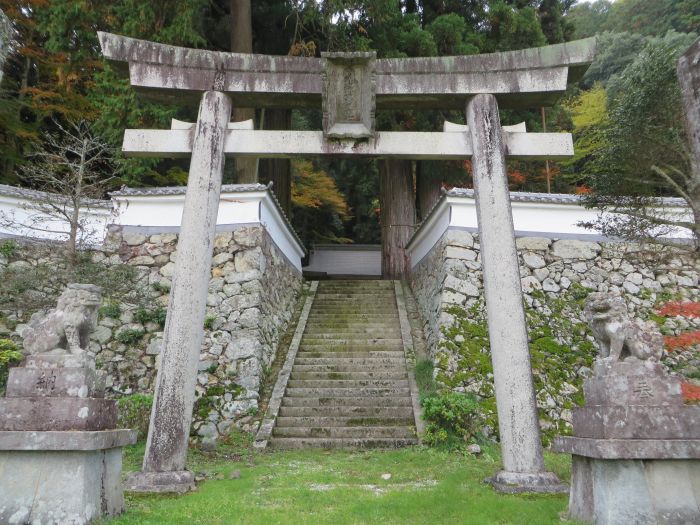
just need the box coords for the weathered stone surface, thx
[583,360,682,406]
[6,366,104,398]
[516,237,551,250]
[0,446,129,523]
[411,226,699,445]
[0,397,117,431]
[551,239,600,259]
[523,253,546,269]
[584,292,664,362]
[322,52,376,139]
[22,283,102,356]
[467,93,556,492]
[445,246,477,261]
[572,405,700,439]
[142,91,232,477]
[98,31,596,110]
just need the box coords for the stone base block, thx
[6,366,105,398]
[125,470,197,494]
[25,353,94,369]
[0,397,116,431]
[567,455,700,524]
[585,360,682,406]
[486,470,568,494]
[0,430,136,525]
[572,405,700,439]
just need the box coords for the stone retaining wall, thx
[0,226,302,441]
[410,229,700,438]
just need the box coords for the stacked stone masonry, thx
[0,225,302,440]
[411,229,700,433]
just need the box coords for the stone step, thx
[310,300,397,305]
[281,396,413,407]
[286,379,409,388]
[292,363,406,372]
[273,426,415,438]
[268,437,418,449]
[303,332,400,337]
[285,387,411,397]
[302,323,401,330]
[278,406,415,418]
[300,338,404,346]
[296,351,405,359]
[315,292,396,297]
[275,416,415,427]
[298,345,405,352]
[290,371,407,380]
[293,357,406,366]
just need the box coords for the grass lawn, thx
[106,436,584,525]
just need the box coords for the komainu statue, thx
[21,283,102,355]
[583,292,664,362]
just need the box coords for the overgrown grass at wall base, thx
[436,286,599,444]
[117,394,154,440]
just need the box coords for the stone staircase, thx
[269,280,419,449]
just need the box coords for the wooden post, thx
[380,159,415,279]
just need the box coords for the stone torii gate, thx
[98,32,596,494]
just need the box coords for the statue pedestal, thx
[553,437,700,524]
[0,430,136,524]
[553,360,700,524]
[0,354,136,524]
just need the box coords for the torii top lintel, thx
[97,32,596,111]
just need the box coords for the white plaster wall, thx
[0,192,113,247]
[408,195,693,269]
[0,187,305,271]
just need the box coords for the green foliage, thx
[414,359,439,399]
[0,240,17,258]
[421,392,482,448]
[0,338,22,395]
[580,31,648,88]
[116,328,145,345]
[99,302,122,319]
[134,307,167,327]
[583,32,699,246]
[561,84,609,186]
[117,393,153,440]
[151,281,171,294]
[203,314,217,330]
[436,288,598,444]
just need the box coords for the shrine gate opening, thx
[99,32,596,494]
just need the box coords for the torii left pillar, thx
[126,91,232,493]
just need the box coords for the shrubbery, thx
[415,359,484,450]
[0,338,23,395]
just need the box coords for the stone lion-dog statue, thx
[21,283,102,355]
[583,292,664,362]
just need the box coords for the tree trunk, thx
[416,162,442,221]
[380,159,415,279]
[230,0,257,183]
[258,109,292,214]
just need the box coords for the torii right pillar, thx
[467,94,567,493]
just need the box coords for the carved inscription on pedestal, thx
[322,52,376,140]
[36,370,57,393]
